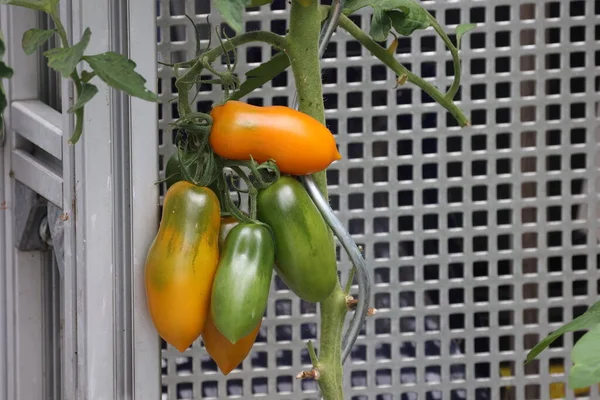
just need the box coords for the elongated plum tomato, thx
[210,222,274,344]
[209,101,342,176]
[144,181,221,352]
[202,312,261,375]
[257,176,337,302]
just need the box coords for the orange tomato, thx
[144,181,221,352]
[209,100,342,175]
[202,312,261,375]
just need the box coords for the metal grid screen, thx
[156,1,600,399]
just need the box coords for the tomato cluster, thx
[144,101,341,374]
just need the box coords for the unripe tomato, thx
[257,176,338,302]
[209,101,342,176]
[202,313,261,375]
[144,181,221,352]
[210,223,275,344]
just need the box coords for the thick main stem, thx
[287,2,347,399]
[287,0,328,197]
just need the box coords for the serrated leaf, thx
[0,62,13,79]
[456,23,477,49]
[67,83,98,113]
[44,27,91,77]
[213,0,250,34]
[83,52,158,102]
[22,28,56,55]
[387,4,430,36]
[569,323,600,389]
[0,0,48,12]
[230,52,290,101]
[370,9,392,42]
[526,300,600,364]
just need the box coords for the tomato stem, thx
[335,11,471,127]
[48,7,86,144]
[287,2,347,399]
[286,0,329,199]
[175,31,288,117]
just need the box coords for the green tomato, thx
[164,150,199,189]
[210,222,275,344]
[257,176,337,303]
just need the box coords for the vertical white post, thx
[129,0,162,397]
[0,5,47,400]
[59,0,161,398]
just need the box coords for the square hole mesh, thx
[157,0,600,398]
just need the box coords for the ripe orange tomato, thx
[144,182,221,352]
[209,100,341,175]
[202,313,261,375]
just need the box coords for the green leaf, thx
[248,0,272,6]
[345,0,431,40]
[526,300,600,363]
[44,27,91,77]
[0,62,13,79]
[569,323,600,389]
[387,4,430,36]
[0,37,5,58]
[22,28,56,55]
[213,0,250,34]
[67,83,98,113]
[0,0,48,12]
[80,70,96,83]
[230,52,290,101]
[456,23,477,49]
[344,0,427,17]
[369,9,392,42]
[344,0,402,15]
[83,52,158,102]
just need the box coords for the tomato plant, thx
[4,0,551,399]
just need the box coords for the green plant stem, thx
[337,13,470,127]
[287,2,346,399]
[48,8,85,143]
[176,31,288,117]
[424,13,461,100]
[315,286,347,400]
[287,0,329,197]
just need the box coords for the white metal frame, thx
[0,1,160,399]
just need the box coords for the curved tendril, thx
[231,166,259,220]
[219,172,250,223]
[228,173,249,194]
